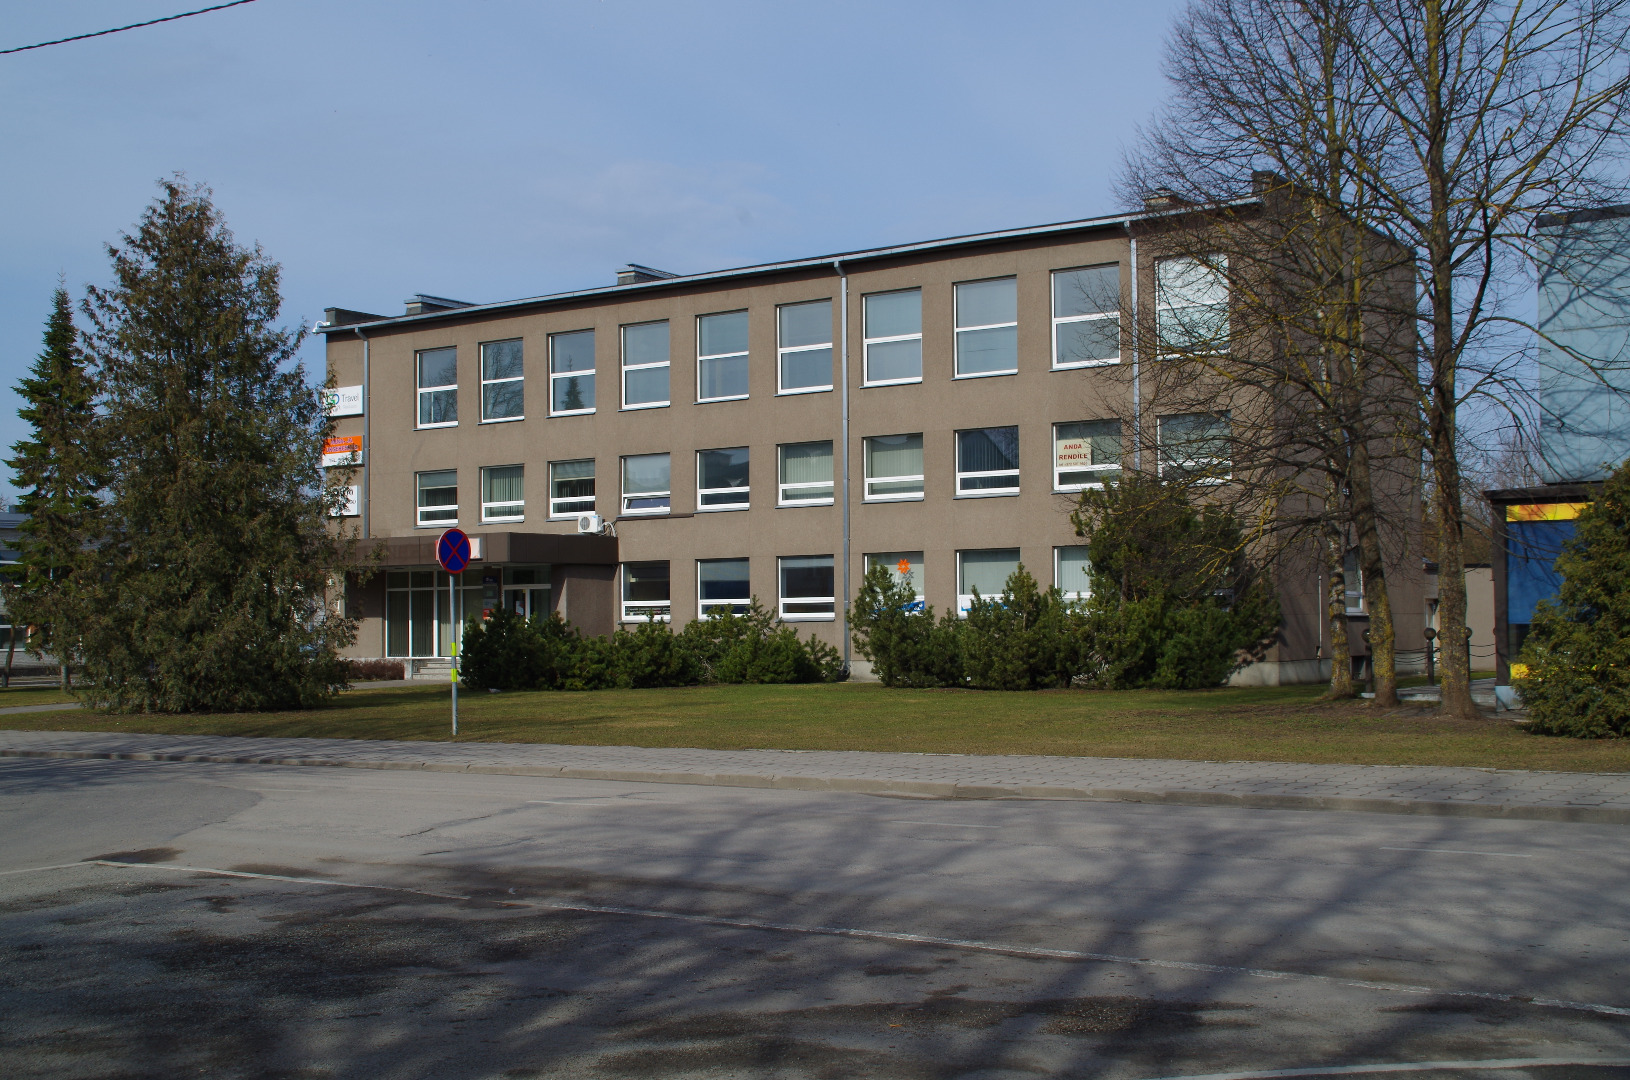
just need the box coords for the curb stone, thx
[1,745,1626,824]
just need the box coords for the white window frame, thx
[696,447,750,512]
[1052,420,1122,492]
[865,551,925,611]
[1055,545,1092,602]
[957,548,1020,616]
[620,561,671,623]
[953,277,1019,379]
[620,453,671,516]
[955,426,1021,498]
[777,441,835,506]
[697,558,751,619]
[862,288,923,387]
[1155,255,1230,357]
[548,459,596,519]
[863,434,925,502]
[548,330,595,417]
[416,348,458,429]
[416,469,458,527]
[479,339,524,423]
[480,464,525,524]
[777,300,834,395]
[1157,412,1232,485]
[778,554,836,621]
[1343,546,1366,615]
[621,321,670,411]
[1051,265,1121,370]
[696,310,750,403]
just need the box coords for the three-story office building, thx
[321,202,1369,682]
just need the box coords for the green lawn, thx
[0,686,79,708]
[2,681,1625,773]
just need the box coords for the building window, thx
[1052,265,1120,367]
[621,453,671,514]
[1056,546,1091,601]
[863,433,924,501]
[955,277,1018,377]
[1343,547,1365,614]
[549,459,595,518]
[549,329,595,415]
[779,555,835,620]
[778,441,834,505]
[864,288,922,385]
[956,426,1020,496]
[1054,420,1122,490]
[622,320,670,409]
[621,561,670,622]
[865,550,924,609]
[1158,412,1232,483]
[1156,255,1230,355]
[416,347,458,427]
[481,465,524,523]
[480,339,524,421]
[778,299,833,394]
[698,310,749,402]
[386,570,459,658]
[958,548,1020,614]
[698,557,751,617]
[416,469,458,526]
[697,447,750,511]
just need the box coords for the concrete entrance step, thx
[408,658,453,680]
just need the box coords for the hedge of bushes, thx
[457,601,845,692]
[853,473,1282,690]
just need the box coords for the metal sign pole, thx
[450,572,458,736]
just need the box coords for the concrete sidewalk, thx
[3,728,1627,824]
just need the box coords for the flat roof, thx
[320,199,1255,335]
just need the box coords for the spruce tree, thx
[1518,458,1630,738]
[76,178,357,712]
[5,286,104,689]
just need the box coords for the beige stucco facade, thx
[323,210,1424,682]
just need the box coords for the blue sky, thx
[0,0,1187,502]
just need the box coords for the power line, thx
[0,1,262,56]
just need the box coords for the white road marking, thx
[889,821,1001,828]
[0,861,99,877]
[42,859,1630,1022]
[1137,1056,1630,1080]
[1380,847,1533,858]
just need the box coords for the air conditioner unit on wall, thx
[576,512,604,534]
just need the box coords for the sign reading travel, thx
[322,435,362,468]
[321,385,364,417]
[437,528,472,574]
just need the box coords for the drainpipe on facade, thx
[1125,224,1142,471]
[834,259,852,674]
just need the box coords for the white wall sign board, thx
[334,485,361,517]
[322,436,363,468]
[321,385,364,417]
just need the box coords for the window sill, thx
[549,409,596,418]
[952,369,1018,380]
[619,508,672,517]
[776,386,834,396]
[620,402,670,412]
[863,494,925,503]
[777,499,835,508]
[1054,482,1112,493]
[1052,359,1121,370]
[415,522,458,529]
[482,517,525,525]
[781,614,836,622]
[861,377,923,388]
[954,490,1020,499]
[696,504,749,513]
[697,394,749,404]
[479,417,526,425]
[415,422,458,430]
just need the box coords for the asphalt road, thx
[1,757,1627,1080]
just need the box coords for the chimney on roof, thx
[1143,188,1189,212]
[617,264,680,286]
[404,294,474,316]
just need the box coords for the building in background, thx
[320,202,1425,681]
[1489,206,1630,696]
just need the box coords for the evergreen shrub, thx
[1517,458,1630,737]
